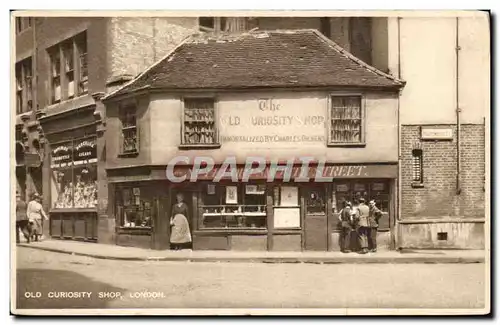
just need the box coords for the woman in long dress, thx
[170,193,192,250]
[27,193,49,242]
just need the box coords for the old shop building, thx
[102,29,405,251]
[19,16,199,242]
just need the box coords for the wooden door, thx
[304,185,328,251]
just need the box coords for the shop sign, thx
[420,127,453,140]
[73,138,97,165]
[169,158,398,182]
[219,97,326,145]
[50,144,73,168]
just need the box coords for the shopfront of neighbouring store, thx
[39,103,100,242]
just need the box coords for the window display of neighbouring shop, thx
[50,137,98,209]
[199,183,267,229]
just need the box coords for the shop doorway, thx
[304,185,328,251]
[170,188,194,244]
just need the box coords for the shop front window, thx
[199,183,267,229]
[50,137,97,209]
[332,180,390,229]
[116,187,153,228]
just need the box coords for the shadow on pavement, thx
[15,268,126,309]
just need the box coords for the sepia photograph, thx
[9,9,490,316]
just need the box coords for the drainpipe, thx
[396,16,402,250]
[456,17,462,195]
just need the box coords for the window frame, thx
[49,136,98,211]
[198,182,268,231]
[198,17,228,32]
[115,185,154,230]
[411,148,424,188]
[47,31,88,105]
[179,96,221,149]
[118,100,140,157]
[15,17,32,34]
[15,57,33,115]
[327,93,366,147]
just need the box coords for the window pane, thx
[122,128,138,152]
[183,98,216,145]
[200,183,267,229]
[412,149,423,182]
[199,17,215,29]
[330,96,362,143]
[51,51,61,76]
[117,187,153,228]
[51,169,73,208]
[73,164,97,208]
[306,188,325,214]
[77,32,88,92]
[16,18,23,33]
[64,43,74,72]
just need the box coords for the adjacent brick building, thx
[393,15,489,249]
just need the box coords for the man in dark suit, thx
[368,199,383,252]
[16,192,30,243]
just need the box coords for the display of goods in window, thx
[50,138,98,209]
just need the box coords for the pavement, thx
[15,247,488,311]
[16,239,486,264]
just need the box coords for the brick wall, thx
[107,17,197,82]
[401,124,485,219]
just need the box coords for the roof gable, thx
[104,29,404,101]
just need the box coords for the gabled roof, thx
[103,29,405,101]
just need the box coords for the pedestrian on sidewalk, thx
[170,193,192,250]
[27,193,49,242]
[368,199,383,253]
[338,200,354,253]
[354,198,370,254]
[15,192,30,244]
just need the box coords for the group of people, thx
[338,197,383,254]
[16,192,49,244]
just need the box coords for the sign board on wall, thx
[274,207,301,228]
[173,164,399,180]
[219,97,327,146]
[420,127,454,140]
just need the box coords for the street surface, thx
[15,247,485,309]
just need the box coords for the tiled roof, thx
[104,29,404,100]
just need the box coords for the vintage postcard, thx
[10,10,490,316]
